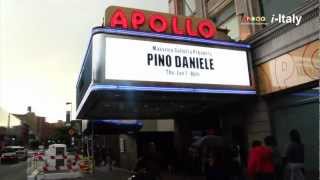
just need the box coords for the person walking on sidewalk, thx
[247,139,275,180]
[94,145,102,166]
[205,150,227,180]
[284,129,304,180]
[134,142,162,180]
[265,136,283,180]
[106,148,113,171]
[101,146,107,166]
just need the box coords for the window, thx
[212,2,240,41]
[183,0,197,16]
[219,16,240,41]
[169,0,175,14]
[259,0,305,22]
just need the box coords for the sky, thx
[0,0,168,123]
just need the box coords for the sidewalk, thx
[161,173,205,180]
[82,166,131,180]
[82,166,206,180]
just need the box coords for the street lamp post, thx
[66,102,72,127]
[66,102,76,150]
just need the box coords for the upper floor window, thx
[169,0,176,14]
[212,2,240,41]
[183,0,197,16]
[259,0,305,23]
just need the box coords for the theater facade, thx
[77,2,319,178]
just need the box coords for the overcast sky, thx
[0,0,168,123]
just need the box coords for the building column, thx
[174,119,192,168]
[169,0,183,15]
[245,97,272,145]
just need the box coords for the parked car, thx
[0,146,19,164]
[15,146,27,161]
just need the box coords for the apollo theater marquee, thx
[76,6,256,120]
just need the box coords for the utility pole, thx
[6,113,11,145]
[7,113,10,131]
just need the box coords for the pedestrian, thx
[284,129,304,180]
[94,145,99,166]
[167,148,177,175]
[264,136,283,180]
[247,140,261,180]
[185,146,201,177]
[100,146,107,166]
[205,147,227,180]
[229,143,243,180]
[247,139,275,180]
[94,145,102,166]
[133,142,162,180]
[106,147,113,171]
[191,147,201,176]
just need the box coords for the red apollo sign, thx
[105,6,217,39]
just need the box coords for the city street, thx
[0,161,27,180]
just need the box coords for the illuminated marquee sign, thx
[104,36,251,86]
[105,6,217,39]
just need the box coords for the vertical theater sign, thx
[76,6,256,120]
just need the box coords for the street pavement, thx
[0,161,205,180]
[0,161,27,180]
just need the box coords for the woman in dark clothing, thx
[284,129,304,180]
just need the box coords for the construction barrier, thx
[79,156,93,174]
[27,144,83,180]
[42,154,81,172]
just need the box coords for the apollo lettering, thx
[110,9,217,39]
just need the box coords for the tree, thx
[49,127,70,146]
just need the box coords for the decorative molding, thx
[254,31,318,66]
[254,41,319,95]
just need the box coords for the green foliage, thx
[48,127,70,145]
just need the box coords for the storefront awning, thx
[84,120,143,135]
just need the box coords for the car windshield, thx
[2,148,16,153]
